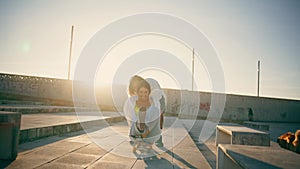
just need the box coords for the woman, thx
[125,75,166,147]
[124,79,161,151]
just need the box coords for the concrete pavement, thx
[2,107,299,169]
[4,119,214,169]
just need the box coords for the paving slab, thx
[132,156,175,169]
[74,143,108,156]
[173,135,211,169]
[51,152,99,167]
[90,153,136,169]
[37,162,84,169]
[7,141,88,169]
[88,161,132,169]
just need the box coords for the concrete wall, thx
[0,73,102,106]
[1,73,300,122]
[164,89,300,122]
[0,73,73,104]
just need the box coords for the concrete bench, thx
[243,121,270,131]
[217,144,300,169]
[216,123,270,146]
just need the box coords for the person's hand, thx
[141,129,150,138]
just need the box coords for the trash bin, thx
[0,111,21,160]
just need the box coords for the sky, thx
[0,0,300,100]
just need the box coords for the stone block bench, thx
[243,121,270,131]
[216,123,270,146]
[217,144,300,169]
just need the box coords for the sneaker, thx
[155,142,164,147]
[155,135,164,147]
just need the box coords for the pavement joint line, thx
[130,158,138,169]
[85,151,110,169]
[32,141,92,169]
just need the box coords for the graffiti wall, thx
[164,89,300,122]
[0,73,72,103]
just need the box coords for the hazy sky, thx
[1,0,300,100]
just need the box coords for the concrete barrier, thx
[19,116,125,143]
[243,121,269,131]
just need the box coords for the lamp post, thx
[192,48,195,91]
[68,25,74,80]
[257,60,260,97]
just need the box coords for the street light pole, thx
[68,25,74,80]
[192,48,195,91]
[257,60,260,97]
